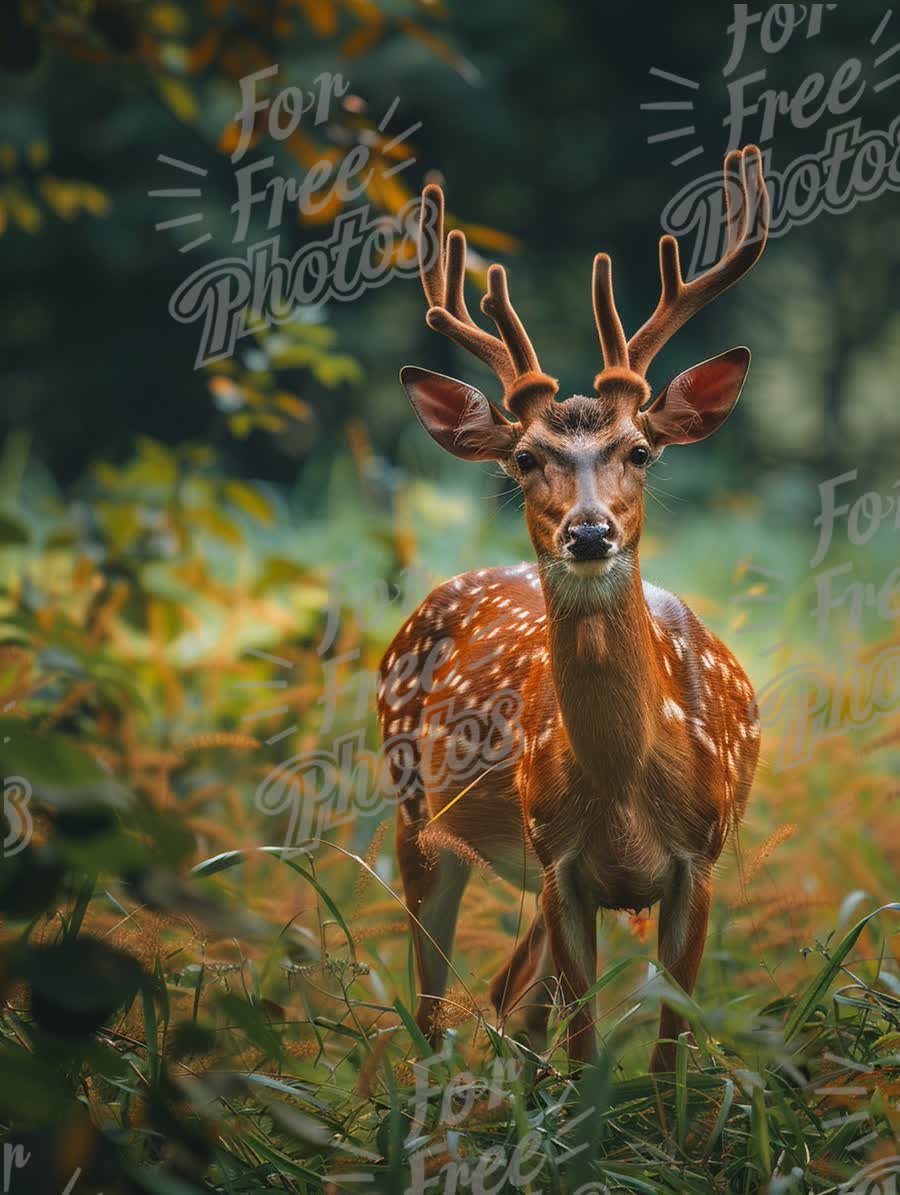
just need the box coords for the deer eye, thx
[629,445,651,466]
[515,450,537,472]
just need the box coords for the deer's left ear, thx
[644,347,750,447]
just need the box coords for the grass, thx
[0,439,898,1192]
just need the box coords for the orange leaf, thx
[297,186,345,226]
[340,23,383,58]
[300,0,338,36]
[187,29,223,73]
[458,222,521,255]
[397,18,480,83]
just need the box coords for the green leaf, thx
[191,845,310,877]
[701,1078,734,1158]
[17,936,145,1038]
[0,511,29,544]
[675,1031,690,1148]
[0,720,131,810]
[750,1082,771,1180]
[392,996,432,1059]
[784,903,900,1044]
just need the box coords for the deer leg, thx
[489,906,553,1051]
[541,861,598,1063]
[396,814,469,1045]
[650,861,712,1074]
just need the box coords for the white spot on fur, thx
[691,718,716,754]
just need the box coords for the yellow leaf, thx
[150,3,188,34]
[224,480,276,524]
[7,191,42,234]
[27,140,49,169]
[157,77,199,124]
[257,412,286,432]
[97,502,142,549]
[229,413,254,439]
[39,177,77,220]
[79,184,111,217]
[189,505,245,544]
[133,438,178,488]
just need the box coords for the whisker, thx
[645,487,673,513]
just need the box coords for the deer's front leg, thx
[650,861,711,1074]
[541,860,597,1063]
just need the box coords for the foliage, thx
[1,0,899,1189]
[1,428,899,1192]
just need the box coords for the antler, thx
[593,145,769,390]
[418,184,558,424]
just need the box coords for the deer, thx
[377,146,768,1073]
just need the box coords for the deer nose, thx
[565,521,616,561]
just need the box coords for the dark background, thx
[2,0,897,504]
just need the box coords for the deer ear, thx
[645,347,750,447]
[400,366,518,461]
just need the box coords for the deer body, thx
[380,147,769,1071]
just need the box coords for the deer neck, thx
[540,555,659,783]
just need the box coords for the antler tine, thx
[723,147,746,254]
[418,183,446,308]
[626,145,769,379]
[417,184,557,422]
[592,253,629,371]
[481,264,541,377]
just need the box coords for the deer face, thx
[511,394,652,578]
[402,347,751,584]
[402,146,766,588]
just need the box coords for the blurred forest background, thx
[0,0,898,1192]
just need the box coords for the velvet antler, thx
[418,184,558,425]
[593,145,769,397]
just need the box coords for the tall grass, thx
[0,438,897,1192]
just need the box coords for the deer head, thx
[401,146,769,588]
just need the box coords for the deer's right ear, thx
[400,366,518,461]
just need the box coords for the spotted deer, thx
[377,146,768,1072]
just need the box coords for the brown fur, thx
[377,402,761,1070]
[386,146,768,1072]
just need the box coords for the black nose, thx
[566,522,613,560]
